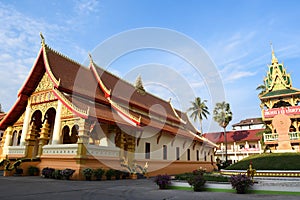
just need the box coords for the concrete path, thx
[0,176,299,200]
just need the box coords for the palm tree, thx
[213,101,232,163]
[256,84,266,96]
[187,97,210,134]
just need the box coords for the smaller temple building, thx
[259,47,300,152]
[203,128,263,164]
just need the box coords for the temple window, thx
[17,130,22,146]
[70,125,79,144]
[196,150,199,161]
[163,145,167,160]
[176,147,180,160]
[273,100,291,108]
[187,149,191,161]
[145,142,150,159]
[62,126,71,144]
[10,130,18,146]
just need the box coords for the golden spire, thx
[270,42,278,64]
[40,32,45,46]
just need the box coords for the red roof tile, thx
[203,129,263,143]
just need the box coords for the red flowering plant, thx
[154,174,171,189]
[60,168,75,180]
[230,174,253,194]
[187,169,206,192]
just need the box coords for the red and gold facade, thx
[0,36,217,179]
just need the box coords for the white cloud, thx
[0,2,66,111]
[75,0,100,15]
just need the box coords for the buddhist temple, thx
[259,46,300,152]
[0,35,217,179]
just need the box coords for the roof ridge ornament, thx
[88,53,94,65]
[270,42,278,64]
[40,32,45,46]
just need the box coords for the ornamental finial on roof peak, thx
[270,42,278,64]
[88,53,94,64]
[40,32,45,46]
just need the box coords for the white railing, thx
[42,144,78,155]
[86,144,120,157]
[215,148,261,155]
[264,132,300,142]
[5,146,26,155]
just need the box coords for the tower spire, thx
[40,32,45,46]
[270,42,278,64]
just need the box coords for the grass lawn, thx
[226,152,300,170]
[169,185,300,195]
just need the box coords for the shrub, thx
[187,169,206,192]
[82,168,93,177]
[60,168,75,180]
[94,168,105,180]
[105,169,115,180]
[52,169,63,180]
[115,170,122,180]
[230,174,253,194]
[154,174,171,189]
[41,167,55,178]
[28,166,39,176]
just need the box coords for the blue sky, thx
[1,0,300,132]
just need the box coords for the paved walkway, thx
[0,176,299,200]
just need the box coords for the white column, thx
[4,126,13,148]
[20,103,31,146]
[52,101,62,144]
[258,140,262,154]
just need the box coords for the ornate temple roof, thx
[0,36,215,146]
[260,47,300,100]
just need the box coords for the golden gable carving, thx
[34,73,54,93]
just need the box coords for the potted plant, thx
[94,168,105,181]
[53,169,63,180]
[82,168,94,181]
[105,169,115,180]
[187,169,206,192]
[28,166,39,176]
[60,168,75,180]
[154,174,171,189]
[122,171,130,179]
[41,167,55,178]
[230,174,253,194]
[115,170,122,180]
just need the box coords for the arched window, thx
[17,130,22,146]
[70,125,79,144]
[62,126,71,144]
[11,130,18,146]
[45,108,56,144]
[31,110,43,133]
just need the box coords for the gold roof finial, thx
[40,32,45,46]
[270,42,278,64]
[88,53,94,65]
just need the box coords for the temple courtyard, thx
[0,176,299,200]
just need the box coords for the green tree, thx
[256,84,266,96]
[213,101,232,163]
[187,97,210,134]
[135,75,146,94]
